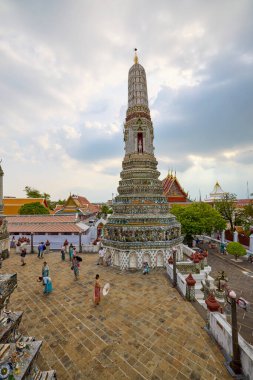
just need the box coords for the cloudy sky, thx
[1,0,253,202]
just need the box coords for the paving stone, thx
[2,250,232,379]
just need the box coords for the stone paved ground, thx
[2,251,231,380]
[203,245,253,346]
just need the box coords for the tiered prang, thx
[102,53,183,270]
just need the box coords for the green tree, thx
[214,193,237,231]
[171,202,226,246]
[23,185,65,210]
[19,202,50,215]
[226,241,246,260]
[241,201,253,234]
[24,186,42,198]
[98,204,113,218]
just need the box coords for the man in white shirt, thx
[97,247,105,265]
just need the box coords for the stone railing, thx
[166,263,173,279]
[181,244,195,257]
[209,312,253,380]
[176,262,199,274]
[177,272,187,296]
[82,244,99,253]
[166,264,187,297]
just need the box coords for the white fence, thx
[182,245,195,257]
[82,245,99,253]
[166,264,187,297]
[209,312,253,380]
[177,272,187,296]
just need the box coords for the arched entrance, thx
[143,253,151,266]
[129,253,138,269]
[156,251,164,267]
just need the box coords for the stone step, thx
[33,370,57,380]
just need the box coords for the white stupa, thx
[205,181,228,202]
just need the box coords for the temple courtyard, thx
[2,251,231,380]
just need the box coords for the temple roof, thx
[210,181,225,195]
[162,172,188,202]
[54,194,100,215]
[6,214,89,233]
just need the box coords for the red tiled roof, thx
[8,223,82,233]
[236,199,252,207]
[6,215,77,224]
[162,174,188,200]
[75,196,90,206]
[54,195,100,215]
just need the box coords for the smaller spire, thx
[134,48,138,64]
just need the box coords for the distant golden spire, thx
[134,48,138,64]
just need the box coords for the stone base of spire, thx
[103,240,183,271]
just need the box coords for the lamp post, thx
[31,233,34,254]
[172,248,177,287]
[79,232,82,253]
[226,290,242,375]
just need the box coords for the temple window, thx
[137,132,143,153]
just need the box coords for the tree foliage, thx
[214,193,237,231]
[23,186,65,210]
[226,242,246,260]
[19,202,50,215]
[171,202,226,246]
[24,186,42,198]
[239,201,253,235]
[98,204,113,218]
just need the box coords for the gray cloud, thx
[1,0,253,200]
[153,50,253,163]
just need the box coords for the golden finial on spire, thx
[134,48,138,64]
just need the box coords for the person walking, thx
[97,247,105,265]
[61,245,65,261]
[41,242,46,259]
[20,248,27,266]
[38,242,43,258]
[42,262,49,284]
[72,256,80,280]
[69,243,74,263]
[94,274,101,306]
[43,276,53,294]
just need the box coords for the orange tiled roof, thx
[3,198,48,215]
[8,223,82,233]
[6,214,84,234]
[6,215,77,223]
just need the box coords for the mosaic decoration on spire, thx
[102,51,183,270]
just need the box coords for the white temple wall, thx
[9,233,91,250]
[105,246,183,270]
[209,313,253,380]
